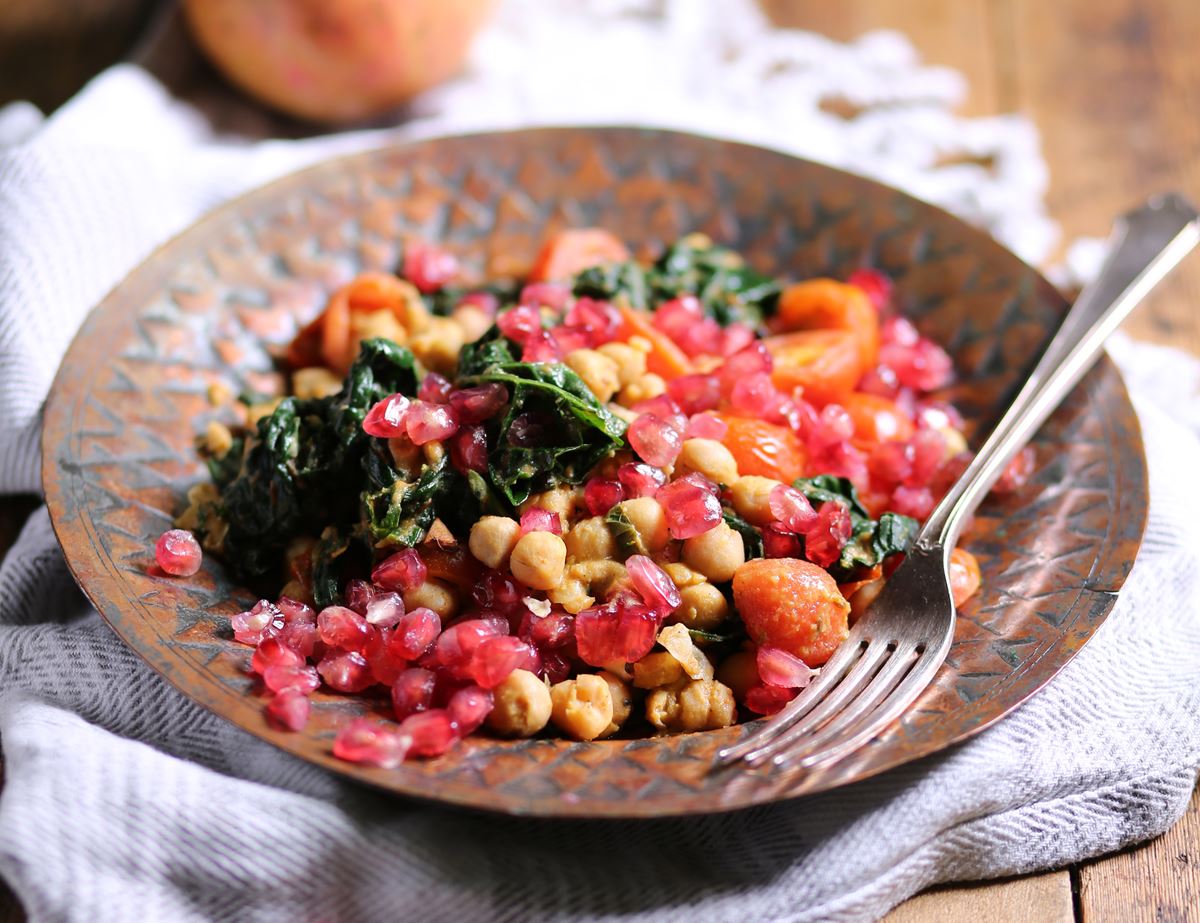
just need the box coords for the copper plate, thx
[41,128,1148,817]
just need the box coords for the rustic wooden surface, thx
[1,0,1198,919]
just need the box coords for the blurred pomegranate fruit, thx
[183,0,496,123]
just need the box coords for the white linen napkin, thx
[1,4,1199,921]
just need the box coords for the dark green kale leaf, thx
[215,338,419,580]
[311,527,351,609]
[572,262,650,309]
[362,456,459,547]
[206,435,245,488]
[722,508,764,560]
[606,504,648,559]
[456,326,520,377]
[647,236,781,328]
[421,280,522,317]
[460,359,628,507]
[791,475,918,580]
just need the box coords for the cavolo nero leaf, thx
[648,237,781,328]
[215,338,420,580]
[363,456,458,547]
[606,505,648,559]
[722,508,764,561]
[311,526,351,609]
[572,261,650,309]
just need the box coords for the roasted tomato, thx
[842,392,915,449]
[765,329,863,407]
[718,415,807,483]
[732,558,851,666]
[774,278,880,370]
[528,228,630,282]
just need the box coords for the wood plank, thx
[1002,0,1200,352]
[759,0,1000,115]
[1078,785,1200,923]
[884,872,1074,923]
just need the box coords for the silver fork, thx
[715,193,1200,774]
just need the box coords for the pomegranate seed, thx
[251,637,303,674]
[653,295,703,339]
[719,322,757,357]
[365,628,407,685]
[584,478,625,516]
[574,602,658,666]
[520,282,572,312]
[656,478,722,539]
[993,446,1036,495]
[745,683,797,715]
[448,685,495,734]
[392,667,438,720]
[434,619,507,678]
[858,365,902,399]
[519,507,562,535]
[730,373,788,420]
[757,647,815,688]
[449,383,509,424]
[626,555,682,613]
[372,549,427,593]
[469,636,539,688]
[906,428,946,488]
[277,596,315,624]
[763,524,803,558]
[869,441,914,486]
[720,342,772,393]
[472,571,527,615]
[155,529,202,577]
[564,297,622,344]
[497,305,543,343]
[405,401,459,445]
[914,399,963,432]
[362,393,411,438]
[520,608,575,650]
[847,268,892,310]
[402,241,458,293]
[890,485,934,519]
[263,661,320,695]
[333,718,410,768]
[387,606,442,660]
[552,324,596,354]
[668,373,722,414]
[880,337,954,392]
[540,650,573,684]
[629,414,683,467]
[804,501,853,568]
[264,690,311,731]
[809,440,869,490]
[231,600,283,646]
[278,619,321,659]
[449,425,489,474]
[674,317,723,358]
[521,329,563,363]
[933,451,973,498]
[685,413,727,440]
[631,395,687,434]
[364,591,405,628]
[769,484,819,533]
[882,316,920,347]
[317,650,373,693]
[318,605,372,651]
[418,373,453,404]
[805,403,855,451]
[399,709,459,758]
[457,291,498,316]
[618,461,667,498]
[344,580,376,616]
[507,412,550,447]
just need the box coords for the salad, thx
[156,229,1031,767]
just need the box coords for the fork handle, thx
[918,193,1200,553]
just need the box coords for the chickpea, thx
[200,513,229,555]
[664,562,706,589]
[349,308,407,351]
[520,487,578,532]
[564,516,617,562]
[633,651,686,689]
[486,669,552,737]
[596,341,647,386]
[675,439,739,486]
[716,651,760,702]
[569,560,627,599]
[597,671,633,738]
[614,497,669,553]
[565,349,622,403]
[646,679,736,732]
[388,438,423,478]
[396,283,432,333]
[510,531,567,591]
[682,522,745,583]
[619,373,666,404]
[422,441,446,466]
[207,382,233,406]
[403,579,458,620]
[550,675,614,741]
[469,516,522,569]
[292,367,343,400]
[730,475,784,527]
[548,577,593,614]
[671,582,730,632]
[408,317,464,376]
[606,402,639,426]
[175,482,219,531]
[451,304,492,343]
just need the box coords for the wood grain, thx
[884,872,1073,923]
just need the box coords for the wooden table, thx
[1,1,1198,920]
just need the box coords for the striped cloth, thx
[1,13,1199,922]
